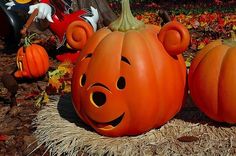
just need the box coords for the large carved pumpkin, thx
[72,0,190,137]
[188,32,236,123]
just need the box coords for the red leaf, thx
[217,17,225,27]
[199,14,207,22]
[56,52,80,64]
[0,135,8,141]
[209,13,217,22]
[24,91,40,99]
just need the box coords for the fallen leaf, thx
[197,42,206,50]
[35,91,49,107]
[233,25,236,30]
[0,134,8,141]
[177,136,199,142]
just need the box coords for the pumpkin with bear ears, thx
[72,0,190,137]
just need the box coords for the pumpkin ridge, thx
[79,29,112,75]
[136,30,161,108]
[31,45,41,77]
[79,28,112,61]
[217,48,234,121]
[86,29,113,56]
[188,40,222,89]
[121,30,160,128]
[191,44,223,82]
[192,45,229,120]
[136,29,183,125]
[40,46,49,75]
[86,31,125,88]
[28,45,41,77]
[120,31,127,71]
[36,46,47,76]
[190,40,222,78]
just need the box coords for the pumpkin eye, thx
[91,92,106,107]
[121,56,131,65]
[117,77,126,90]
[85,53,92,58]
[81,53,92,61]
[80,74,86,87]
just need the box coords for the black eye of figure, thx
[117,77,126,90]
[80,74,86,87]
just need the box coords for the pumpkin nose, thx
[91,91,106,107]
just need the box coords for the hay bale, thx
[31,94,236,156]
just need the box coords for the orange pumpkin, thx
[72,0,190,137]
[14,35,49,79]
[188,32,236,123]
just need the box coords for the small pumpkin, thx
[72,0,190,137]
[188,31,236,123]
[14,34,49,79]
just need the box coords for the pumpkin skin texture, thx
[72,0,189,137]
[14,44,49,79]
[188,39,236,123]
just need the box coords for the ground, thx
[0,52,51,155]
[0,0,236,155]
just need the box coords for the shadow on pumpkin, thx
[56,93,94,132]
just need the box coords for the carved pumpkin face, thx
[15,44,49,79]
[72,0,190,137]
[72,25,189,136]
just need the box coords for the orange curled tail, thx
[66,20,94,50]
[158,21,190,56]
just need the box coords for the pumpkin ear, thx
[158,21,190,56]
[66,20,94,50]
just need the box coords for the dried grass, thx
[31,94,236,156]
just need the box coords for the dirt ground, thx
[0,52,50,155]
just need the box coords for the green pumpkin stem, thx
[223,30,236,47]
[24,33,37,47]
[24,37,31,47]
[109,0,144,32]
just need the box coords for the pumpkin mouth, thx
[16,59,23,71]
[88,113,125,129]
